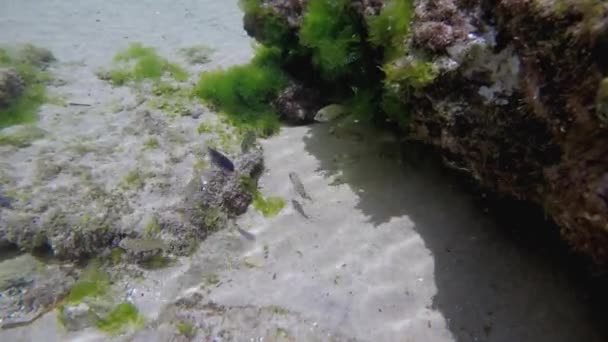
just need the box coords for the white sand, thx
[0,1,606,341]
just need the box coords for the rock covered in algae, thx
[241,0,608,265]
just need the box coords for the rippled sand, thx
[1,1,607,341]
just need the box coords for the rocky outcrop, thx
[242,0,608,265]
[0,147,264,261]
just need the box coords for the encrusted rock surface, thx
[272,81,323,124]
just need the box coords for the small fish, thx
[0,194,12,209]
[207,147,235,172]
[292,199,309,219]
[240,130,256,153]
[314,104,348,122]
[289,172,312,201]
[237,226,256,241]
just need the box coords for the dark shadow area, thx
[0,243,21,263]
[303,122,608,342]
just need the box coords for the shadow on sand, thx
[302,121,608,342]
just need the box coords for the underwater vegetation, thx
[176,321,197,337]
[366,0,414,61]
[0,124,46,147]
[0,44,54,128]
[95,302,144,335]
[65,266,110,304]
[299,0,361,80]
[240,0,293,49]
[194,45,287,136]
[122,169,146,190]
[106,43,187,86]
[240,176,285,217]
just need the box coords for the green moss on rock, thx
[106,43,187,86]
[0,44,54,128]
[65,266,110,304]
[194,45,286,136]
[96,302,144,335]
[176,321,197,337]
[299,0,361,79]
[0,125,46,147]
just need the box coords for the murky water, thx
[0,1,607,341]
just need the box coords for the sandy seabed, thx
[0,1,607,341]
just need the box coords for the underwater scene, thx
[1,0,608,341]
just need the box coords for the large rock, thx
[242,0,608,265]
[0,68,25,109]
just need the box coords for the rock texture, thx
[272,81,323,124]
[243,0,608,265]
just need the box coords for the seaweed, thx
[299,0,361,79]
[194,45,286,136]
[96,302,144,335]
[107,43,187,86]
[65,266,110,304]
[0,45,54,128]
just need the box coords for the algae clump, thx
[122,169,146,190]
[143,137,160,149]
[0,44,54,128]
[107,43,187,86]
[0,125,46,147]
[299,0,361,79]
[194,45,286,137]
[65,266,110,304]
[176,321,197,337]
[240,176,285,217]
[96,302,144,335]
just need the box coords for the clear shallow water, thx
[0,1,607,341]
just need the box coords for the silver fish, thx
[291,199,309,219]
[208,147,235,172]
[289,172,312,201]
[241,130,256,153]
[237,226,256,241]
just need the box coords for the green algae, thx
[0,45,55,128]
[144,217,161,238]
[194,159,208,170]
[299,0,360,79]
[254,195,285,217]
[65,267,110,304]
[194,45,285,137]
[240,176,285,217]
[143,137,160,149]
[107,43,187,86]
[0,125,46,147]
[109,248,124,265]
[176,321,197,337]
[122,170,146,190]
[366,0,414,60]
[96,302,144,335]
